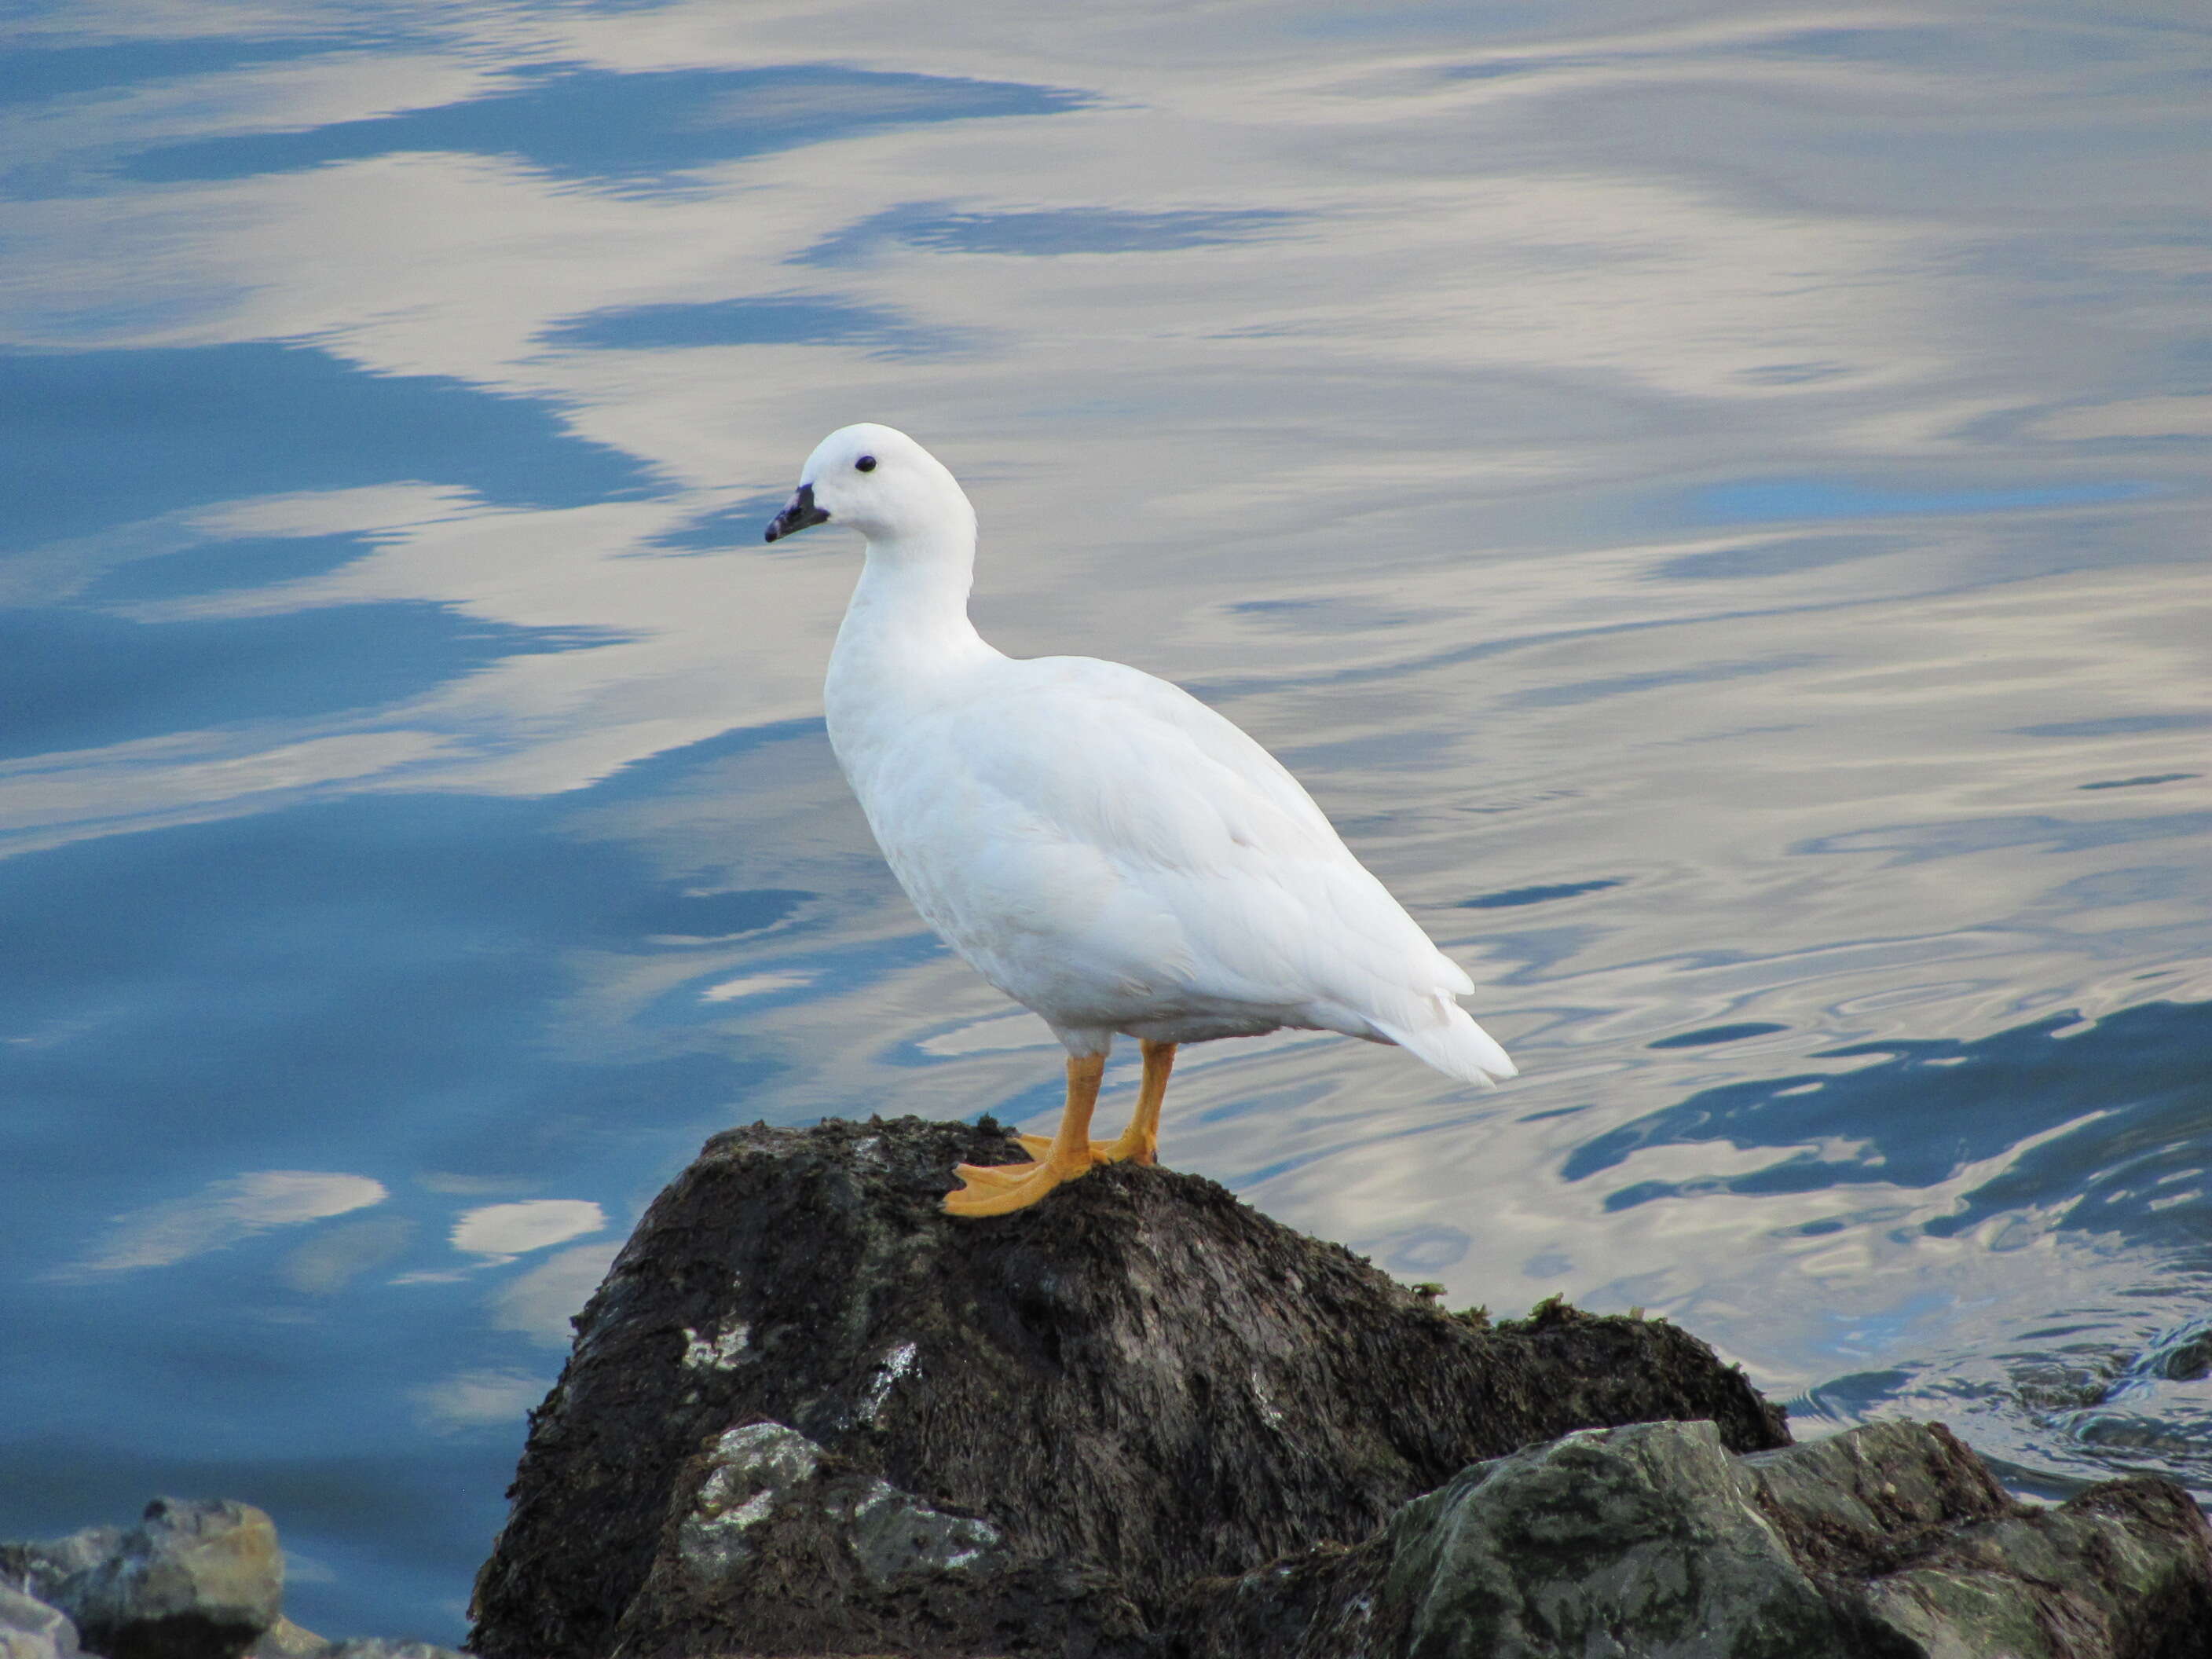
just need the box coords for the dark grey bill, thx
[764,482,830,543]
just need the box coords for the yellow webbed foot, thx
[949,1159,1032,1189]
[943,1051,1116,1218]
[943,1158,1080,1216]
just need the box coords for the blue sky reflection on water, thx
[116,64,1091,189]
[2,0,2210,1641]
[0,342,656,549]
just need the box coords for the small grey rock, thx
[55,1500,280,1659]
[0,1586,82,1659]
[318,1643,466,1659]
[1,1533,123,1609]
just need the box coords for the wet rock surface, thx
[1174,1419,2212,1659]
[469,1115,1788,1657]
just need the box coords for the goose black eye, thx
[855,455,877,472]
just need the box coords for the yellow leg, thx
[1109,1038,1174,1165]
[945,1053,1106,1217]
[1014,1038,1176,1169]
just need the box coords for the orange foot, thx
[943,1053,1108,1218]
[943,1154,1092,1216]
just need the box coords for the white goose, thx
[766,423,1514,1216]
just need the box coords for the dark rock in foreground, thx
[469,1115,1787,1657]
[1173,1418,2212,1659]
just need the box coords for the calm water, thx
[4,0,2210,1641]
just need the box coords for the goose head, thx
[765,423,974,548]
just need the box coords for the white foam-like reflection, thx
[64,1170,388,1276]
[450,1199,607,1258]
[701,971,815,1002]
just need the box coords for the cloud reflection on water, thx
[64,1172,387,1276]
[449,1199,605,1258]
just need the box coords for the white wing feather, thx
[857,654,1513,1082]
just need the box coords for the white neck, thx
[825,522,999,754]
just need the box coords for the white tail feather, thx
[1375,1002,1517,1086]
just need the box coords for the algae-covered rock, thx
[1742,1416,2015,1571]
[1176,1419,2212,1659]
[1848,1478,2212,1659]
[469,1115,1784,1657]
[1177,1420,1852,1659]
[1381,1420,1850,1658]
[1749,1423,2212,1657]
